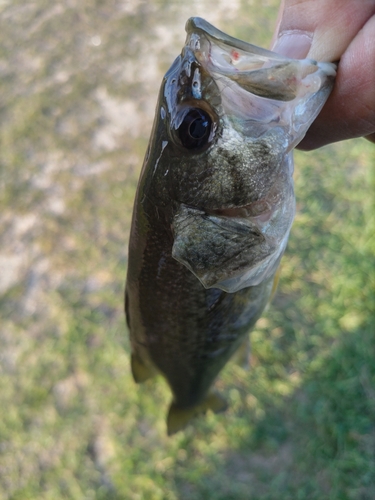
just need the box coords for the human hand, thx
[272,0,375,150]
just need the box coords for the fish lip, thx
[184,16,336,120]
[186,17,288,61]
[186,17,337,75]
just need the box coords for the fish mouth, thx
[184,17,336,146]
[185,17,335,102]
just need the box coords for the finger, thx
[298,13,375,149]
[272,0,375,61]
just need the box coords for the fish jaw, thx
[185,17,336,147]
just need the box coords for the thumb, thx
[272,0,375,61]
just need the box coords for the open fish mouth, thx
[187,17,336,102]
[186,17,336,89]
[184,17,336,146]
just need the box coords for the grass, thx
[0,1,374,498]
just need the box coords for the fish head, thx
[147,17,336,292]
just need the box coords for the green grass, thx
[1,1,374,499]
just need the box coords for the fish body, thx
[125,18,336,434]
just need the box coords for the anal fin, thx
[167,391,227,436]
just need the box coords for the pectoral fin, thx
[167,392,228,435]
[131,353,156,383]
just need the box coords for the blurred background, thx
[1,1,374,498]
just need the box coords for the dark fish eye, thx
[177,108,213,150]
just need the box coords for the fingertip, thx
[271,30,312,59]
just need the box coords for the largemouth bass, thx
[125,17,336,435]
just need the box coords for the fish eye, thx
[177,108,213,150]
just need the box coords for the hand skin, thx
[272,0,375,150]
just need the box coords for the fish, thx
[125,17,336,435]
